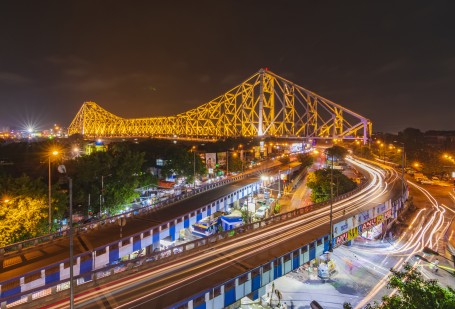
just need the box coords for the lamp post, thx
[48,150,59,233]
[226,150,229,176]
[100,174,112,217]
[192,146,196,189]
[57,165,74,308]
[278,170,281,198]
[68,177,74,309]
[238,144,244,173]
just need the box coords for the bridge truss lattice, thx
[68,69,372,143]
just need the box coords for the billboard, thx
[217,152,227,167]
[206,153,216,171]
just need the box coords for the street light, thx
[191,146,197,189]
[100,174,112,217]
[57,165,74,309]
[48,150,59,233]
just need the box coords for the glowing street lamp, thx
[48,150,59,233]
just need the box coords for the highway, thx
[354,175,455,308]
[0,175,261,282]
[39,158,401,309]
[0,161,295,284]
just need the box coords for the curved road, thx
[41,158,401,309]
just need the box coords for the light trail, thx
[41,158,392,309]
[354,180,451,309]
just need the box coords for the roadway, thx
[0,175,263,283]
[0,160,298,284]
[40,158,402,309]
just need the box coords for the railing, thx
[0,166,277,256]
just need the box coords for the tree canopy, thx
[344,263,455,309]
[297,153,314,169]
[0,175,50,246]
[307,169,356,203]
[326,145,348,159]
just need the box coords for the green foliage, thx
[326,145,348,159]
[345,263,455,308]
[0,196,48,246]
[68,146,146,215]
[274,203,281,214]
[306,169,356,203]
[227,154,243,173]
[297,153,314,169]
[240,208,251,224]
[352,145,374,159]
[0,175,49,246]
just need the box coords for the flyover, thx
[1,159,407,308]
[0,162,299,304]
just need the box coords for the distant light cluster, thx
[0,124,68,140]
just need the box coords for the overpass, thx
[68,69,372,143]
[0,163,299,305]
[1,159,408,308]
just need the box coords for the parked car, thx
[255,206,267,219]
[431,176,439,181]
[420,179,434,185]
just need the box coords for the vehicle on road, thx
[255,206,267,219]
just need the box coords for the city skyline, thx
[0,1,454,133]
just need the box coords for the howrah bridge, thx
[68,69,372,143]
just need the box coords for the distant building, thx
[85,140,108,155]
[424,131,455,150]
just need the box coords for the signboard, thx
[217,152,226,167]
[206,153,216,170]
[290,143,303,153]
[384,209,392,220]
[336,232,348,246]
[361,218,377,232]
[347,226,359,241]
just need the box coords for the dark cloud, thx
[0,72,32,85]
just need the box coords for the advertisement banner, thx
[361,218,377,232]
[384,209,392,220]
[333,219,352,237]
[206,153,216,171]
[336,232,348,247]
[347,226,359,241]
[217,152,226,167]
[376,214,384,224]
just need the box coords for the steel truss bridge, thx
[68,69,372,143]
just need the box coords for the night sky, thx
[0,1,454,133]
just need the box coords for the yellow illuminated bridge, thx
[68,69,372,143]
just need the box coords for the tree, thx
[68,145,146,216]
[306,169,356,203]
[0,196,48,246]
[344,263,455,308]
[297,153,314,169]
[326,145,348,159]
